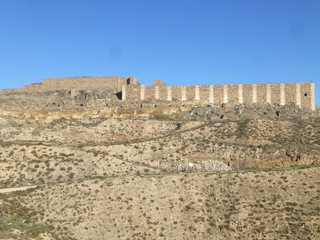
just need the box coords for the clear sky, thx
[0,0,319,106]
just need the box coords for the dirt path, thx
[0,185,37,193]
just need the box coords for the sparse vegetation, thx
[0,98,319,239]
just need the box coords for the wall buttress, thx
[155,86,160,100]
[195,85,200,101]
[252,84,257,103]
[223,85,228,104]
[266,84,271,104]
[209,85,214,104]
[296,83,301,108]
[280,83,285,106]
[181,86,186,101]
[122,85,126,100]
[311,83,316,111]
[238,84,243,104]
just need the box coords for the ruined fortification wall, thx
[1,76,316,111]
[42,77,133,92]
[2,76,137,94]
[123,82,315,111]
[1,88,24,94]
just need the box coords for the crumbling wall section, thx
[41,77,129,92]
[2,76,135,94]
[1,88,24,94]
[24,83,45,92]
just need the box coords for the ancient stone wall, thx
[122,82,316,110]
[1,88,23,94]
[2,76,137,94]
[1,76,316,110]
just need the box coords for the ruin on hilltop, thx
[1,76,316,111]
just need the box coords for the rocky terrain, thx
[0,91,319,239]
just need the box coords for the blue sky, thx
[0,0,319,106]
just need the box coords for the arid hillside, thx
[1,166,320,240]
[0,92,319,239]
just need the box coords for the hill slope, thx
[0,94,319,239]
